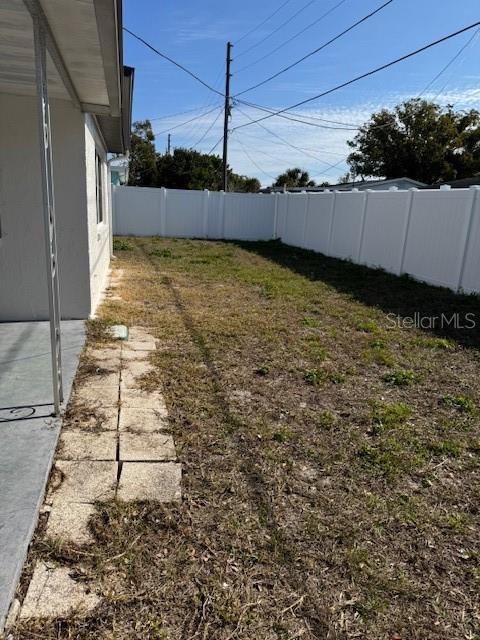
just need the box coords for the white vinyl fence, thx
[113,185,480,294]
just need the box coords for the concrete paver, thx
[58,431,117,461]
[120,388,167,411]
[118,407,168,433]
[119,433,176,461]
[19,562,99,620]
[49,461,117,504]
[63,407,118,431]
[74,385,119,407]
[45,503,95,545]
[117,462,182,502]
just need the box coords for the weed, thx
[383,369,419,386]
[316,410,337,429]
[414,336,455,350]
[427,439,463,458]
[370,401,411,435]
[442,394,477,414]
[304,368,326,385]
[356,319,379,333]
[303,316,320,328]
[272,427,295,443]
[255,365,270,376]
[113,238,133,251]
[149,248,175,258]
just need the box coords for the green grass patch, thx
[113,237,133,251]
[383,369,419,386]
[442,394,477,414]
[370,401,412,435]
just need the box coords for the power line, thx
[123,27,224,97]
[154,105,222,136]
[235,0,395,96]
[232,20,480,131]
[236,98,358,130]
[235,0,294,45]
[147,102,224,122]
[423,27,480,99]
[240,128,347,159]
[208,135,224,155]
[235,0,318,59]
[191,107,224,149]
[235,105,344,169]
[233,135,278,181]
[236,0,349,74]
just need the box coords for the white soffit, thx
[0,0,67,99]
[0,0,112,110]
[40,0,109,107]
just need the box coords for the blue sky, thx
[123,0,480,186]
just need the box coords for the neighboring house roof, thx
[260,177,427,193]
[0,0,133,153]
[426,175,480,189]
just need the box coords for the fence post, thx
[202,189,210,238]
[326,191,338,256]
[273,192,279,239]
[220,190,226,239]
[399,188,417,275]
[457,185,480,292]
[160,187,167,236]
[301,192,309,247]
[357,189,370,262]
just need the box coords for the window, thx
[95,151,104,224]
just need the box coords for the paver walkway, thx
[17,326,182,622]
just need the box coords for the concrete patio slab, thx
[50,461,117,504]
[19,562,99,620]
[118,407,169,433]
[117,462,182,502]
[0,320,84,630]
[119,433,176,461]
[63,406,118,431]
[58,431,117,461]
[45,503,95,545]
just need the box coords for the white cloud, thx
[151,85,480,188]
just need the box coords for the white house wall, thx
[0,93,90,320]
[84,114,111,314]
[0,94,111,321]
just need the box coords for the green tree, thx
[155,148,260,192]
[128,120,157,186]
[273,168,315,188]
[347,99,480,184]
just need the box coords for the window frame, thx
[95,150,104,225]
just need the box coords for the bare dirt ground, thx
[15,237,480,639]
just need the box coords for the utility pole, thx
[167,133,171,155]
[222,41,233,192]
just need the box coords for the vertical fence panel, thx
[329,191,366,260]
[276,193,288,240]
[163,188,205,238]
[359,190,410,274]
[223,193,275,240]
[283,193,308,246]
[402,189,473,290]
[458,187,480,294]
[303,192,335,253]
[114,186,162,236]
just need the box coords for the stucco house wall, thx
[0,94,111,321]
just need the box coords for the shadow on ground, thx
[235,240,480,351]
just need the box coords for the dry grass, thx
[14,238,480,640]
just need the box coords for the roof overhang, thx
[0,0,133,153]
